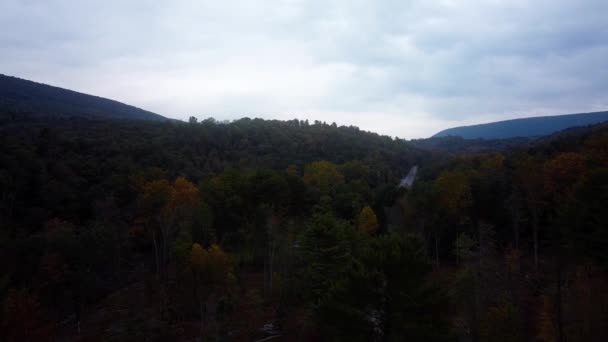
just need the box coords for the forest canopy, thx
[1,116,608,341]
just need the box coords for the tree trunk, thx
[512,209,520,251]
[194,272,205,337]
[152,231,160,279]
[532,210,539,271]
[199,297,205,337]
[556,247,564,342]
[472,221,482,342]
[263,249,268,297]
[434,231,440,269]
[269,235,275,293]
[161,226,168,283]
[382,283,391,342]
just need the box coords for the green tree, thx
[313,234,452,341]
[371,234,452,341]
[436,169,473,220]
[435,169,473,267]
[138,177,200,281]
[299,214,357,303]
[454,232,476,264]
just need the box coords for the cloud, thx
[1,0,607,138]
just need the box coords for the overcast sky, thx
[2,0,607,138]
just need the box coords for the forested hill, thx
[0,74,166,121]
[0,117,422,230]
[2,113,608,340]
[433,110,608,139]
[410,135,533,154]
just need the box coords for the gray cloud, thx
[1,0,607,138]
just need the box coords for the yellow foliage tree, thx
[436,170,472,220]
[170,177,200,211]
[358,206,379,235]
[190,243,235,336]
[303,160,344,193]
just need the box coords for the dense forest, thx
[1,116,608,341]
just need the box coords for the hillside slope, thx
[0,74,166,121]
[433,111,608,139]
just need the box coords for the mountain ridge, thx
[0,74,166,121]
[433,111,608,139]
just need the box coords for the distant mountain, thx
[433,111,608,139]
[0,74,166,121]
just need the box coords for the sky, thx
[2,0,608,138]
